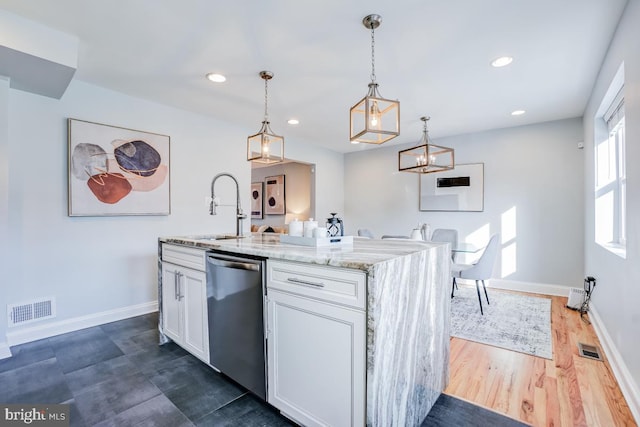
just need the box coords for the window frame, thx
[594,84,626,258]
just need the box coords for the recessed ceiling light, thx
[491,56,513,68]
[287,119,299,125]
[511,110,526,116]
[206,73,226,83]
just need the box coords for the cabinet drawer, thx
[162,244,206,271]
[267,260,366,310]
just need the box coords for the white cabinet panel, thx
[180,267,208,362]
[162,244,206,271]
[161,266,181,343]
[268,259,366,309]
[161,261,209,363]
[267,289,365,427]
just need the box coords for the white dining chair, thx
[430,228,458,262]
[357,229,375,238]
[451,234,500,315]
[381,234,410,239]
[431,228,459,297]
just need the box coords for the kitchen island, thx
[158,234,450,426]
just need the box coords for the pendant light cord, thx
[422,117,430,143]
[264,78,269,122]
[370,26,376,83]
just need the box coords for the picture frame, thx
[419,163,484,212]
[68,118,170,216]
[264,174,286,215]
[251,182,263,219]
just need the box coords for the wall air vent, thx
[7,297,56,327]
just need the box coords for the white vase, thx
[410,228,423,240]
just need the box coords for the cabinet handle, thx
[174,270,179,300]
[286,277,325,288]
[177,272,184,301]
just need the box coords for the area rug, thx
[450,285,553,359]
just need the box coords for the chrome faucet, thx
[210,173,247,237]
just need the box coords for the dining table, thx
[451,242,482,254]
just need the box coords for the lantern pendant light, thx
[247,70,284,164]
[349,14,400,145]
[398,117,454,173]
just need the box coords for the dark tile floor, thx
[0,313,290,426]
[0,312,525,426]
[424,394,529,427]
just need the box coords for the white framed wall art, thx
[419,163,484,212]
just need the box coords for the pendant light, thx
[349,14,400,145]
[247,71,284,164]
[398,117,454,173]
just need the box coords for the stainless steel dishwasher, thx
[206,250,266,400]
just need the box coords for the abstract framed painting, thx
[68,118,170,216]
[264,174,286,215]
[251,182,263,219]
[419,163,484,212]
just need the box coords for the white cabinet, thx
[161,264,182,341]
[266,260,366,427]
[161,244,209,364]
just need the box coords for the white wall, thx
[583,0,640,417]
[284,143,343,225]
[251,162,314,228]
[2,79,342,348]
[0,77,9,357]
[344,118,584,288]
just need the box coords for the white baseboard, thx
[459,278,571,297]
[0,342,11,360]
[5,301,158,349]
[588,303,640,424]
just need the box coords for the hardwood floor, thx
[445,291,637,426]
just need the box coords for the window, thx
[595,85,626,257]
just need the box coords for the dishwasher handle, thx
[207,255,260,272]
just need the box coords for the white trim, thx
[5,301,158,348]
[458,278,571,297]
[0,342,11,360]
[596,241,627,259]
[589,303,640,424]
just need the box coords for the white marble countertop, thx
[159,234,445,272]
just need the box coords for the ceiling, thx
[0,0,628,153]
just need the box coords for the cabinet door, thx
[180,267,209,363]
[267,290,365,427]
[161,264,182,343]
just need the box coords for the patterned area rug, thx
[450,285,553,359]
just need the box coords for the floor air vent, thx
[8,297,56,327]
[578,342,603,361]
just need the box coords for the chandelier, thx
[398,117,454,173]
[247,71,284,164]
[349,14,400,144]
